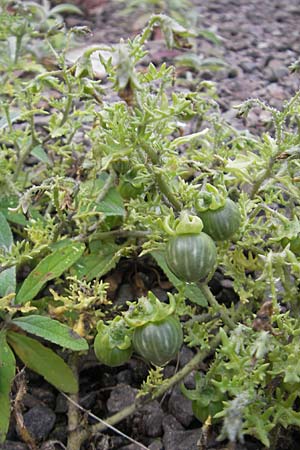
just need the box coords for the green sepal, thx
[96,317,132,350]
[197,184,226,212]
[163,211,203,236]
[124,292,176,328]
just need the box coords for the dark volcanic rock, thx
[22,405,56,441]
[139,401,164,437]
[163,429,202,450]
[107,385,138,414]
[168,385,194,427]
[0,443,28,450]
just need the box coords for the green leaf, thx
[0,268,16,298]
[0,332,16,443]
[11,315,88,351]
[0,110,22,130]
[0,213,16,297]
[0,197,28,226]
[16,242,85,304]
[7,331,78,394]
[151,251,208,306]
[0,212,13,251]
[197,29,222,45]
[30,145,51,165]
[73,244,122,281]
[49,4,83,16]
[78,175,125,217]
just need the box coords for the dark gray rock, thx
[162,414,184,433]
[139,401,164,438]
[29,387,56,409]
[265,59,289,82]
[116,284,134,306]
[107,385,138,414]
[40,442,62,450]
[0,442,28,450]
[168,385,194,427]
[163,429,202,450]
[49,423,68,443]
[79,391,96,409]
[148,439,163,450]
[150,287,169,302]
[118,444,146,450]
[178,345,194,368]
[55,393,68,414]
[239,60,257,74]
[22,405,56,441]
[116,369,133,385]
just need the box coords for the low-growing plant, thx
[1,1,300,449]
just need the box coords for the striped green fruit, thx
[133,316,183,366]
[199,198,241,241]
[166,232,217,282]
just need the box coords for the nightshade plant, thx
[2,1,300,449]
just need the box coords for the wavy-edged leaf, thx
[16,242,85,304]
[7,331,78,393]
[0,332,16,443]
[151,251,207,306]
[12,315,88,351]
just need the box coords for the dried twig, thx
[13,369,38,450]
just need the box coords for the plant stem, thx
[62,332,222,448]
[67,355,81,450]
[64,285,240,446]
[250,156,277,199]
[13,108,38,183]
[59,75,73,128]
[90,333,222,435]
[198,283,236,329]
[88,229,150,241]
[140,142,182,210]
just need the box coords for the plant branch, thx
[66,355,81,450]
[198,283,236,329]
[139,142,182,210]
[88,229,150,242]
[62,331,221,449]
